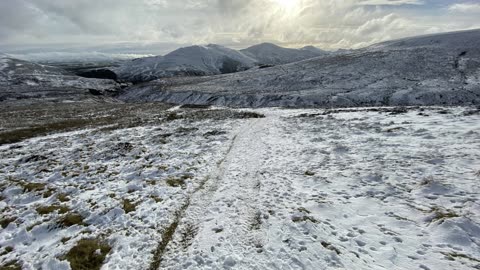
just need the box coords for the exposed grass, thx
[0,260,22,270]
[0,246,14,256]
[236,111,265,119]
[304,170,315,176]
[165,174,193,189]
[429,207,460,225]
[0,217,16,229]
[42,187,56,198]
[442,251,480,263]
[57,193,70,202]
[65,239,112,270]
[150,195,163,203]
[36,205,70,215]
[0,118,111,146]
[321,241,342,255]
[166,112,183,121]
[122,199,139,214]
[179,223,198,249]
[19,182,46,193]
[61,237,72,244]
[57,213,85,228]
[292,214,318,224]
[149,219,179,270]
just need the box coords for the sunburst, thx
[271,0,298,10]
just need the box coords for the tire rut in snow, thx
[148,124,244,269]
[157,117,270,269]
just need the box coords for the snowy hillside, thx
[1,105,479,269]
[240,43,327,65]
[0,54,122,102]
[118,29,480,108]
[115,44,257,83]
[301,45,329,55]
[370,28,480,51]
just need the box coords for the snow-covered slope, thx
[240,43,327,65]
[115,44,257,83]
[300,45,328,55]
[119,29,480,107]
[370,28,480,51]
[0,54,122,102]
[1,106,479,269]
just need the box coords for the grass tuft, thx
[65,239,111,270]
[321,241,342,255]
[0,217,16,229]
[166,177,186,188]
[304,171,315,176]
[122,199,139,214]
[57,193,70,202]
[42,188,56,198]
[0,260,22,270]
[19,182,46,193]
[36,205,70,215]
[429,207,459,225]
[58,213,85,228]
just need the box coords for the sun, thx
[272,0,298,9]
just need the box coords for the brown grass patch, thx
[65,239,111,270]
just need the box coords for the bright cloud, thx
[0,0,478,50]
[448,2,480,13]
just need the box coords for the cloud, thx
[358,0,423,5]
[448,2,480,13]
[0,0,478,50]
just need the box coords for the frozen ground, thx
[0,105,479,269]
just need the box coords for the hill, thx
[118,29,480,107]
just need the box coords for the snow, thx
[0,54,122,100]
[241,43,327,65]
[119,29,480,108]
[0,114,240,269]
[370,28,480,51]
[115,44,257,82]
[0,57,8,72]
[115,43,329,83]
[1,106,479,269]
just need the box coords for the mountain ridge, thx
[118,29,480,108]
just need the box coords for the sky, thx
[0,0,479,54]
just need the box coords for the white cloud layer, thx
[448,2,480,13]
[0,0,479,50]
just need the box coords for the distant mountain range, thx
[240,43,328,66]
[114,43,328,83]
[2,29,480,107]
[118,29,480,107]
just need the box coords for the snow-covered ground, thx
[1,106,479,269]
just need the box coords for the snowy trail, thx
[157,108,480,270]
[160,116,270,269]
